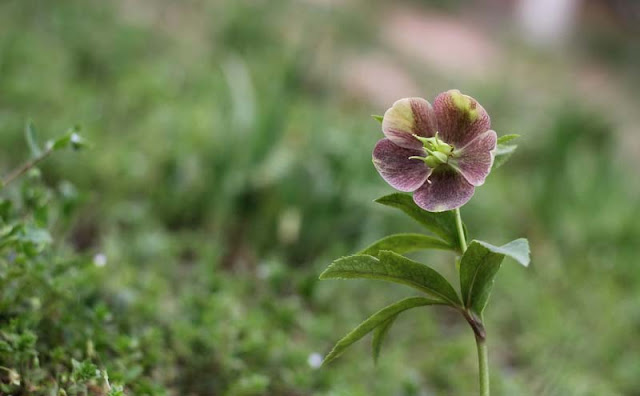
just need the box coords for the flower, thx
[307,352,323,369]
[372,90,497,212]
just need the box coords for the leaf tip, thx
[497,133,520,144]
[318,267,331,280]
[320,350,339,367]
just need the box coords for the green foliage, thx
[71,359,100,382]
[225,374,270,396]
[48,128,89,151]
[108,385,126,396]
[496,134,520,144]
[320,251,461,306]
[371,314,397,365]
[478,238,530,267]
[25,121,41,157]
[459,239,530,317]
[359,233,454,257]
[374,193,463,250]
[371,114,384,123]
[493,134,520,169]
[0,132,133,395]
[493,143,518,169]
[493,134,519,170]
[322,297,441,365]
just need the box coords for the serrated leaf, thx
[371,314,397,364]
[459,239,529,316]
[374,193,462,249]
[359,233,454,257]
[25,121,42,157]
[497,134,519,144]
[320,251,462,306]
[493,144,517,169]
[323,296,441,365]
[372,114,384,124]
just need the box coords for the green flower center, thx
[409,133,454,168]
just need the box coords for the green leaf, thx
[359,233,454,257]
[493,143,517,169]
[371,114,384,124]
[49,133,72,151]
[497,134,520,144]
[0,199,11,220]
[320,251,461,306]
[71,359,100,382]
[25,121,42,157]
[375,193,462,249]
[477,238,530,267]
[459,239,530,316]
[47,127,88,152]
[323,296,441,365]
[46,134,71,151]
[371,314,397,365]
[107,384,126,396]
[459,242,504,316]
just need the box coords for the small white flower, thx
[93,253,107,267]
[307,352,323,369]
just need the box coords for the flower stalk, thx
[455,207,490,396]
[1,145,54,189]
[454,208,467,252]
[476,335,490,396]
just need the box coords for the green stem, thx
[475,335,490,396]
[454,208,489,395]
[454,208,467,252]
[1,147,53,189]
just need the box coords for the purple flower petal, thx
[433,90,490,148]
[413,168,475,212]
[382,97,438,150]
[373,139,431,192]
[452,130,497,186]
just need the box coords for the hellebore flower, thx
[373,90,497,212]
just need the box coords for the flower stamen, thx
[411,133,454,169]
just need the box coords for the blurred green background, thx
[1,0,639,395]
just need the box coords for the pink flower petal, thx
[373,139,431,192]
[433,90,490,148]
[413,169,475,212]
[382,97,438,150]
[452,130,497,186]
